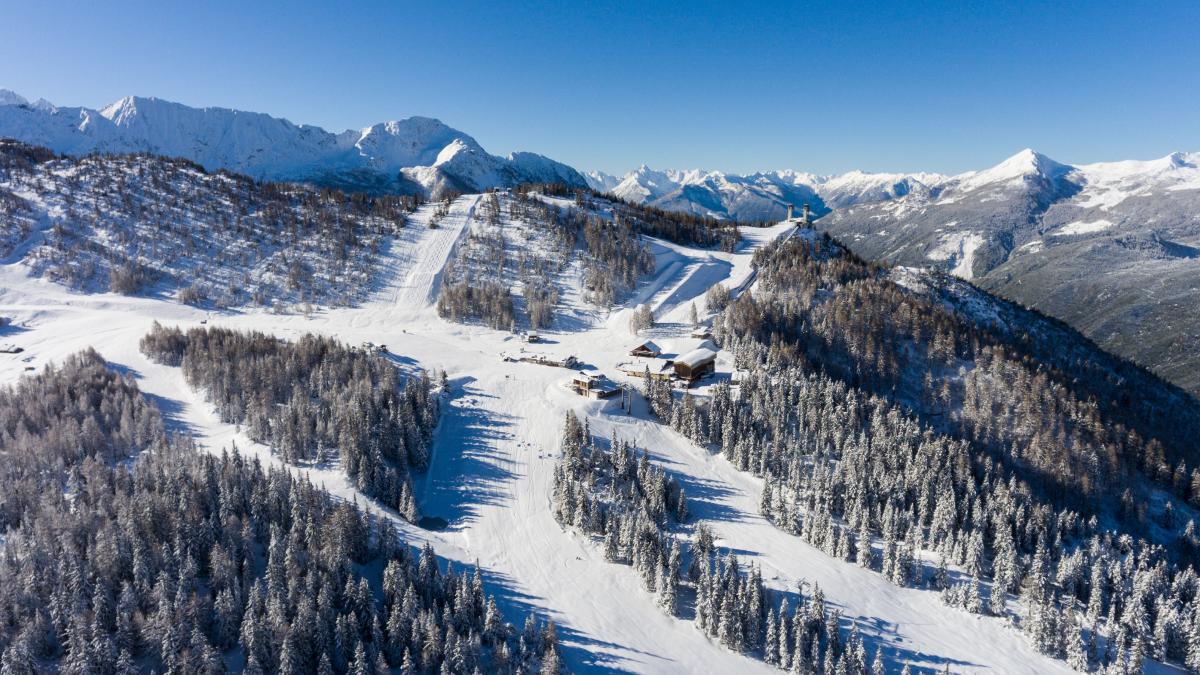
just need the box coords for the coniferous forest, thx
[140,324,438,521]
[437,189,656,330]
[1,122,1199,673]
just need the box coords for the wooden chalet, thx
[629,340,662,358]
[674,347,717,381]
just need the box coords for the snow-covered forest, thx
[0,352,563,674]
[436,189,656,329]
[140,323,439,519]
[551,413,878,673]
[0,140,413,308]
[645,233,1200,671]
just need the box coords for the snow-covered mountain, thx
[585,164,947,221]
[0,89,587,196]
[816,147,1200,395]
[594,148,1198,230]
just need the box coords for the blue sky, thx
[1,0,1197,175]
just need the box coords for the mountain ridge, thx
[0,89,588,196]
[588,147,1198,221]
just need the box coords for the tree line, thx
[438,190,655,329]
[520,183,743,251]
[551,413,884,673]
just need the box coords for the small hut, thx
[674,347,717,381]
[629,340,662,358]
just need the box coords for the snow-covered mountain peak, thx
[97,95,141,124]
[584,170,621,192]
[0,89,28,107]
[613,165,681,200]
[434,137,477,165]
[955,148,1071,192]
[350,117,483,170]
[1161,150,1198,171]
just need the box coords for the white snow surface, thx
[1073,152,1200,209]
[1052,219,1115,236]
[0,197,1088,674]
[927,231,984,280]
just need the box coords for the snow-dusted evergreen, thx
[551,413,884,672]
[553,412,688,602]
[0,349,163,530]
[640,232,1200,670]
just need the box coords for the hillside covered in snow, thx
[591,149,1200,397]
[3,83,1200,673]
[0,89,588,196]
[815,148,1200,396]
[0,140,412,308]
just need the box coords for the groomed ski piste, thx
[0,194,1092,674]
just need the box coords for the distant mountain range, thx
[0,89,587,196]
[585,165,945,221]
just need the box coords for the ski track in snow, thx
[0,208,1084,674]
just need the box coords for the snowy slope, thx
[0,89,587,196]
[0,198,1122,673]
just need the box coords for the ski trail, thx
[379,194,479,314]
